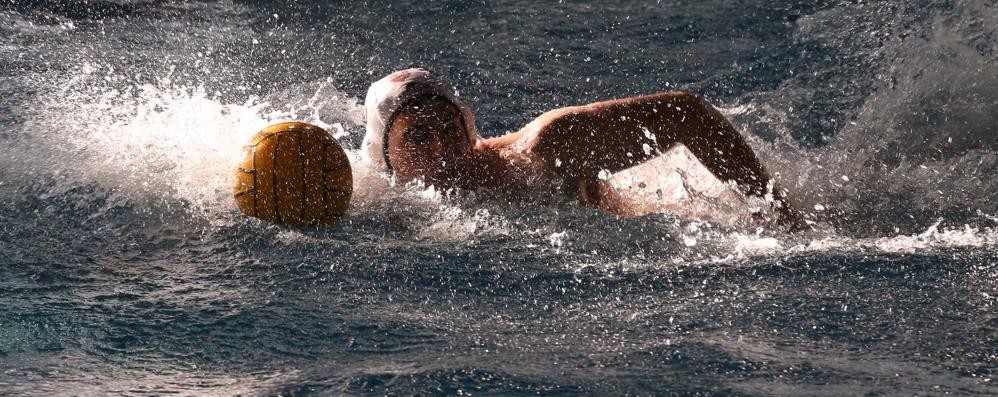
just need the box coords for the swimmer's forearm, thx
[525,92,806,228]
[651,97,808,227]
[661,93,773,196]
[527,92,772,193]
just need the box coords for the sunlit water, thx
[0,1,995,395]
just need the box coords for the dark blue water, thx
[1,1,996,395]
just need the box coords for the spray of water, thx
[730,0,998,237]
[2,0,995,260]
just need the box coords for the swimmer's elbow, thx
[676,92,721,114]
[645,91,712,110]
[520,107,580,149]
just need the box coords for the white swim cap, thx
[362,68,478,171]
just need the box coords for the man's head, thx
[362,69,478,184]
[385,95,472,184]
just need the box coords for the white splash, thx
[547,231,568,248]
[9,63,366,224]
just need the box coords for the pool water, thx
[0,1,995,395]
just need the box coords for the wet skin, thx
[386,93,807,230]
[385,99,471,187]
[386,98,530,194]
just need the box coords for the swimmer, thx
[363,68,807,230]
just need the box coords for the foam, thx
[4,0,995,257]
[0,11,76,35]
[728,219,997,260]
[4,64,366,225]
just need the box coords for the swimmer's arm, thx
[522,92,805,228]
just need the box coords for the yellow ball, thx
[233,122,352,227]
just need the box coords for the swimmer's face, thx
[386,97,471,185]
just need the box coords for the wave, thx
[728,0,997,235]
